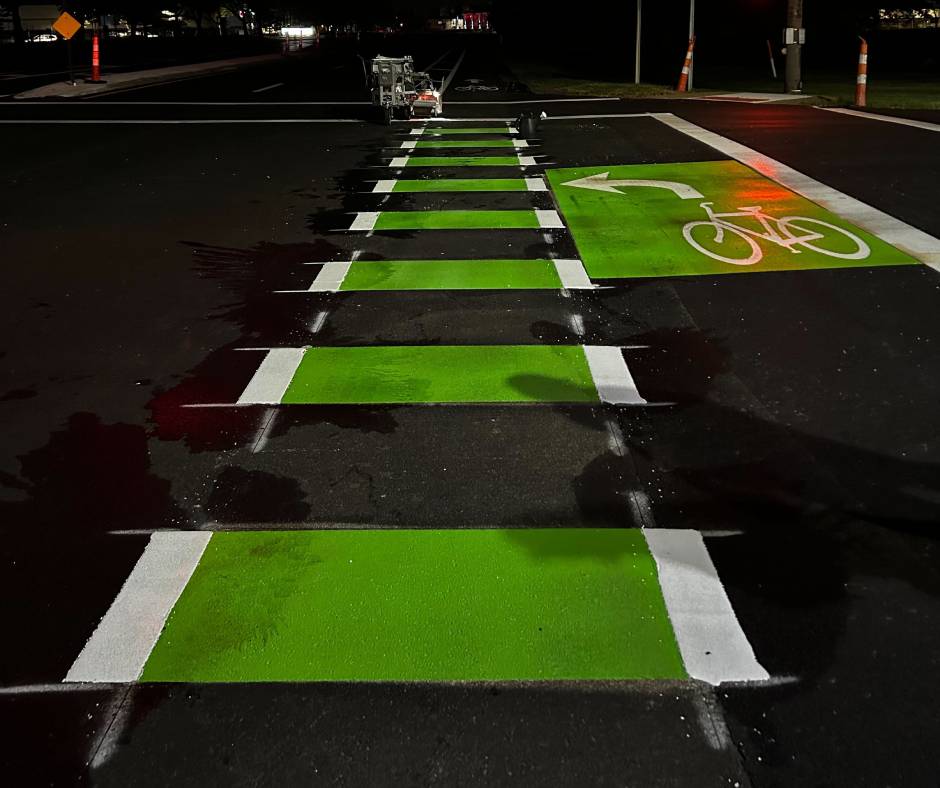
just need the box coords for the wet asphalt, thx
[2,36,940,786]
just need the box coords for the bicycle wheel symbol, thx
[777,217,871,260]
[682,222,763,265]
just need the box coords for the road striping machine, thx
[369,55,443,124]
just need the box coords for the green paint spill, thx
[374,210,539,231]
[392,178,529,193]
[547,160,918,278]
[404,156,522,167]
[340,259,562,290]
[414,139,517,149]
[280,345,598,404]
[141,529,687,682]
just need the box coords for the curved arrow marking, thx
[563,172,704,200]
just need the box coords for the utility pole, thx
[635,0,642,85]
[688,0,696,90]
[785,0,804,93]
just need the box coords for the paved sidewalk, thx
[14,53,283,99]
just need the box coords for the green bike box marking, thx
[547,160,917,278]
[281,345,598,404]
[140,529,687,682]
[341,259,563,290]
[421,127,513,135]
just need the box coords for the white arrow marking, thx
[563,172,704,200]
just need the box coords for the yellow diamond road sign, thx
[52,11,82,41]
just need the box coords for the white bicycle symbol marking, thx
[682,202,871,266]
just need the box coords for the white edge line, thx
[309,261,352,292]
[236,348,306,405]
[350,211,380,231]
[64,531,211,683]
[553,259,594,289]
[536,209,564,229]
[400,140,417,150]
[582,346,647,405]
[819,106,940,134]
[525,177,548,192]
[644,529,770,685]
[653,112,940,272]
[373,179,397,193]
[389,156,409,168]
[518,155,537,167]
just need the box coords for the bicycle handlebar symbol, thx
[682,202,871,266]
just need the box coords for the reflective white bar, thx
[644,529,770,686]
[536,209,564,229]
[64,532,211,683]
[553,259,593,289]
[583,346,647,405]
[237,348,306,405]
[309,261,352,292]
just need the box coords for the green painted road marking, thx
[140,529,687,682]
[373,177,546,193]
[372,210,540,231]
[281,345,597,404]
[340,259,563,290]
[547,160,918,278]
[420,127,516,135]
[401,156,530,167]
[411,139,521,149]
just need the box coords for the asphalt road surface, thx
[2,35,939,787]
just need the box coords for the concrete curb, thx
[14,52,285,100]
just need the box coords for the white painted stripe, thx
[553,259,593,288]
[350,212,380,231]
[251,82,284,93]
[515,139,529,148]
[654,112,940,272]
[536,209,564,229]
[440,49,466,93]
[525,177,547,192]
[237,348,305,405]
[0,118,362,125]
[373,179,397,193]
[583,346,647,405]
[821,106,940,134]
[309,261,352,292]
[857,75,868,84]
[64,531,211,683]
[859,54,868,65]
[507,127,519,134]
[400,140,417,150]
[389,156,409,167]
[518,155,537,166]
[410,128,425,135]
[644,529,770,685]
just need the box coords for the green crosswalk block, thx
[404,156,525,167]
[413,139,518,149]
[281,345,597,404]
[373,210,540,231]
[340,259,562,290]
[391,178,530,192]
[140,529,687,682]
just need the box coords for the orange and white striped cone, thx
[677,36,696,92]
[855,38,868,107]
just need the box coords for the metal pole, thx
[635,0,642,85]
[785,0,803,93]
[688,0,696,90]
